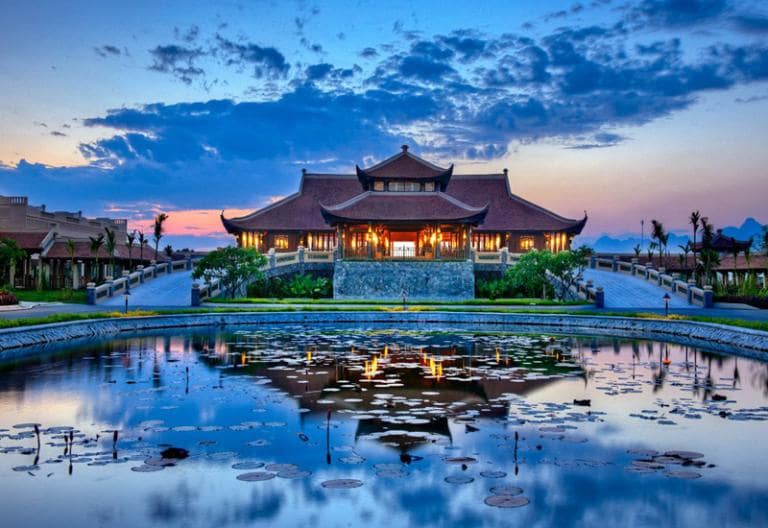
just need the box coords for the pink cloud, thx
[128,208,253,237]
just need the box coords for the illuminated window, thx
[373,181,385,191]
[274,235,289,250]
[404,181,420,191]
[308,232,335,250]
[424,182,435,191]
[519,236,535,251]
[388,181,404,191]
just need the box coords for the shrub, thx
[247,274,332,299]
[0,288,19,305]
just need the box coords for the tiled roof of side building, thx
[0,231,49,250]
[320,191,488,224]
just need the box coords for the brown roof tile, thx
[221,154,586,235]
[0,231,48,250]
[320,192,488,224]
[364,149,448,179]
[448,175,586,233]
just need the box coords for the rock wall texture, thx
[333,260,475,301]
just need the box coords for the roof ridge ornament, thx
[401,144,409,152]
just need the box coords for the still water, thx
[0,326,766,527]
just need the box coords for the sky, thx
[0,0,766,249]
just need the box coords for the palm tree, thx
[152,213,169,261]
[89,233,104,282]
[164,244,174,260]
[651,219,666,267]
[126,231,136,271]
[633,244,641,258]
[66,239,77,294]
[138,231,147,262]
[690,211,701,279]
[762,225,768,258]
[104,227,117,278]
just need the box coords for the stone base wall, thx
[333,260,475,301]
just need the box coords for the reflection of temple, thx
[198,337,581,450]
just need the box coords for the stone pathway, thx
[582,269,700,309]
[101,269,195,307]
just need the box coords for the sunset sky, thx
[1,0,766,249]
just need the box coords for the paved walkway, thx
[101,269,196,308]
[582,269,699,310]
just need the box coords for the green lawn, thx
[208,297,585,306]
[11,289,87,304]
[0,306,765,334]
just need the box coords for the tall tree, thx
[138,231,146,262]
[89,233,104,282]
[651,219,666,267]
[126,230,136,271]
[164,244,174,259]
[104,227,117,278]
[762,225,768,258]
[690,210,701,278]
[152,213,169,261]
[193,247,267,299]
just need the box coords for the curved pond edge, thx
[0,311,767,360]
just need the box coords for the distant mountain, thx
[575,217,766,254]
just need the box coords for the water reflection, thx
[0,327,766,528]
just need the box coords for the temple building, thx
[221,145,587,259]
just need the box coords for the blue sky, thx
[0,0,766,249]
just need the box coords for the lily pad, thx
[236,471,276,481]
[484,495,530,508]
[321,478,363,489]
[489,485,524,496]
[445,475,474,484]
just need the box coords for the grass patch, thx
[12,289,87,304]
[0,306,765,333]
[208,297,584,306]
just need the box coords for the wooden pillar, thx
[367,222,373,259]
[466,225,473,259]
[335,224,342,260]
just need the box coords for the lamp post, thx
[663,292,670,318]
[124,290,131,314]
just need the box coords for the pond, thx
[0,325,766,527]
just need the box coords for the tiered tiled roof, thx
[221,148,587,234]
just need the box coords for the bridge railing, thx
[86,258,194,305]
[588,255,713,308]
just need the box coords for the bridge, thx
[86,249,714,309]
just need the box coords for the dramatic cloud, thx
[3,2,767,246]
[631,0,729,28]
[148,44,205,84]
[215,36,289,78]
